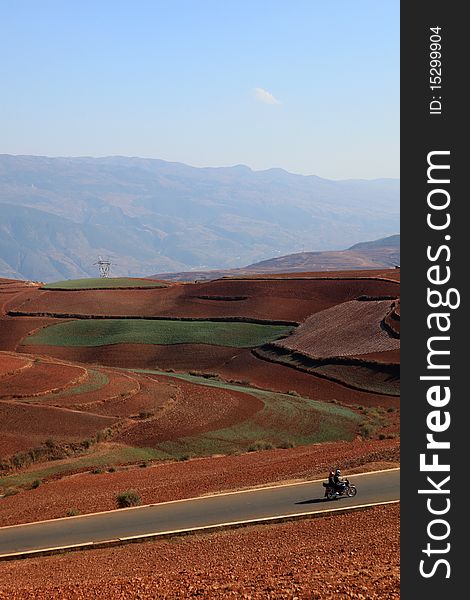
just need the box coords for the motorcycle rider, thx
[333,469,347,494]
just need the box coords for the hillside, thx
[0,155,398,281]
[151,234,400,281]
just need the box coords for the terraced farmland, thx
[118,371,364,457]
[9,274,399,322]
[0,270,400,500]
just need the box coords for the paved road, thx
[0,469,399,558]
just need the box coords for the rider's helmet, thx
[335,469,341,476]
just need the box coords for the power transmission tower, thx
[94,256,112,278]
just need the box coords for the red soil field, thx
[115,374,263,447]
[8,286,184,317]
[0,352,32,379]
[0,284,42,316]
[7,276,399,322]
[17,343,245,371]
[0,402,117,457]
[0,317,67,351]
[0,437,399,526]
[83,372,176,418]
[0,360,87,399]
[0,288,32,315]
[0,504,399,600]
[275,300,400,359]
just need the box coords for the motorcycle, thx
[323,478,357,500]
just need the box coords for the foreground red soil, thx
[0,438,398,526]
[0,503,399,599]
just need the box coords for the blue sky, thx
[0,1,399,179]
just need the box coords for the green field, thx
[42,277,167,290]
[23,319,294,348]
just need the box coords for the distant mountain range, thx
[151,234,400,281]
[0,155,399,282]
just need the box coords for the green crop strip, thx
[23,320,294,348]
[42,278,167,290]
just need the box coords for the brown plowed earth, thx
[0,403,117,456]
[0,353,32,379]
[0,361,87,399]
[82,373,176,418]
[275,300,400,359]
[18,343,246,371]
[0,437,399,526]
[0,317,67,351]
[0,289,35,314]
[7,277,399,322]
[0,504,399,600]
[115,375,264,447]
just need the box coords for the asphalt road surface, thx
[0,469,399,558]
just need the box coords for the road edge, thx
[0,499,399,562]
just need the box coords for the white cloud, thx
[254,87,281,105]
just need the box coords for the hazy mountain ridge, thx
[0,155,399,281]
[150,235,400,281]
